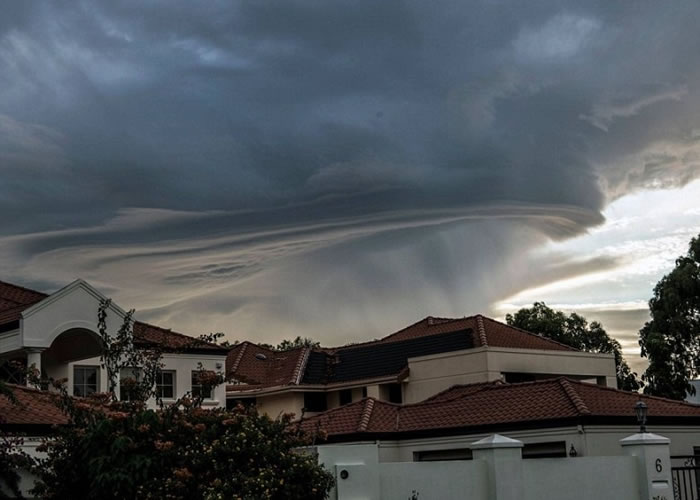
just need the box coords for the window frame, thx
[191,370,213,400]
[73,365,100,397]
[119,367,143,401]
[156,370,176,400]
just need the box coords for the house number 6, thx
[655,458,663,473]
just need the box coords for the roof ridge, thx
[480,316,579,351]
[476,315,488,346]
[230,342,249,373]
[414,377,587,407]
[566,378,700,409]
[292,347,310,385]
[559,378,591,415]
[357,398,375,432]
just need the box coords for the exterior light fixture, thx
[568,443,577,457]
[634,400,648,433]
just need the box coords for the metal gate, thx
[672,455,700,500]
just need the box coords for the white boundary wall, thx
[318,433,674,500]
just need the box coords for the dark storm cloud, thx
[1,1,700,346]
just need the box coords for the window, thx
[362,387,367,398]
[504,372,538,384]
[339,389,353,406]
[191,371,213,399]
[120,367,142,401]
[74,366,99,397]
[304,392,327,412]
[0,359,26,385]
[414,448,473,462]
[156,370,176,399]
[388,384,402,404]
[522,441,567,459]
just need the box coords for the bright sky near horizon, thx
[1,2,700,378]
[497,179,700,373]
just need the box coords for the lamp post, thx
[634,400,648,433]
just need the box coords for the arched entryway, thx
[39,328,104,393]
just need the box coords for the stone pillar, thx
[620,432,673,500]
[471,434,524,500]
[317,444,380,500]
[25,348,43,387]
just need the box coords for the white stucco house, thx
[0,278,228,408]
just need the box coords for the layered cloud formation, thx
[1,2,700,366]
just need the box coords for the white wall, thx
[365,424,700,462]
[405,347,617,403]
[256,391,305,418]
[56,352,227,408]
[522,457,639,500]
[20,280,126,351]
[318,433,674,500]
[379,461,488,500]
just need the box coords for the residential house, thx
[0,279,228,407]
[226,315,618,417]
[299,377,700,458]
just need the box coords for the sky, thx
[1,1,700,374]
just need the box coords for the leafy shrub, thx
[31,401,333,500]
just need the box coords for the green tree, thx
[506,302,641,391]
[275,336,320,351]
[639,234,700,400]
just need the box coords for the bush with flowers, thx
[30,400,333,499]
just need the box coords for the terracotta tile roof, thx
[348,314,576,352]
[228,314,576,391]
[0,304,31,327]
[0,280,48,309]
[0,279,226,354]
[132,321,227,353]
[0,280,48,327]
[0,384,70,427]
[300,378,700,440]
[225,342,309,387]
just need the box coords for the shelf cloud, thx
[2,1,700,357]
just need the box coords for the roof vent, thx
[255,353,267,361]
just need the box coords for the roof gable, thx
[0,278,226,354]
